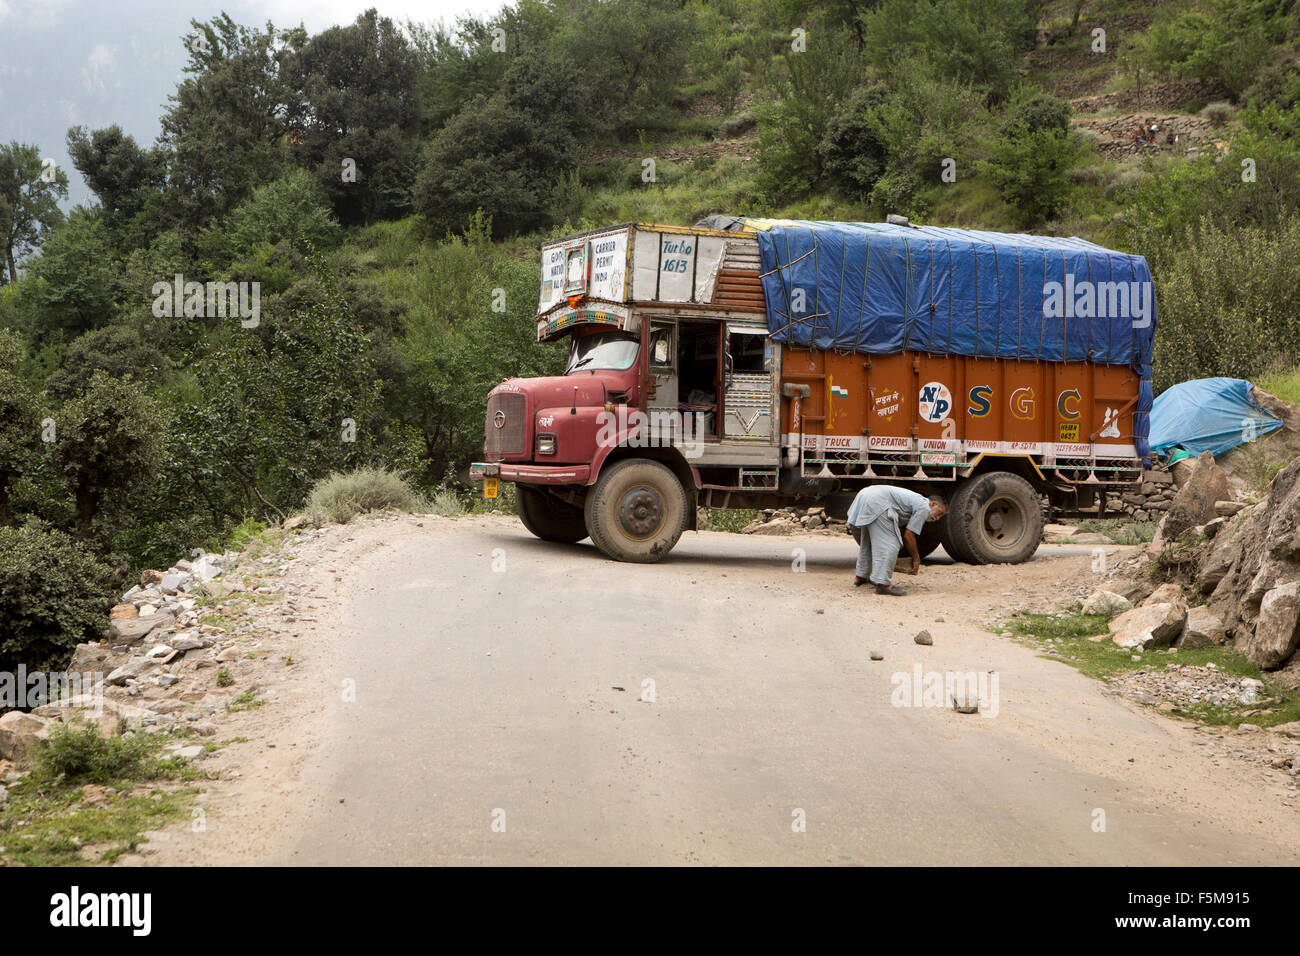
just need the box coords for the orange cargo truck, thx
[471,217,1156,564]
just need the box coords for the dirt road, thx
[142,514,1300,866]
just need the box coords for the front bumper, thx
[470,462,591,485]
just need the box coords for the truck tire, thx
[584,459,688,562]
[915,522,942,559]
[945,471,1043,565]
[516,485,589,544]
[938,484,977,563]
[850,523,941,559]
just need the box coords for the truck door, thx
[646,320,678,412]
[723,325,774,442]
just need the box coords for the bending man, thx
[847,486,946,596]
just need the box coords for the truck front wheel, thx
[516,485,589,544]
[584,459,689,563]
[945,471,1043,565]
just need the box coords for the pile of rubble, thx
[1110,662,1264,711]
[0,537,310,781]
[740,506,848,535]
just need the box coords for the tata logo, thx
[1057,388,1081,421]
[918,382,952,423]
[967,385,992,418]
[1011,387,1035,420]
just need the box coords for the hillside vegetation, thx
[0,0,1299,655]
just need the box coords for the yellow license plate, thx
[483,477,499,499]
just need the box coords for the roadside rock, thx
[1082,589,1133,617]
[68,642,113,676]
[107,612,175,647]
[914,629,933,646]
[1242,580,1300,669]
[105,657,160,686]
[1109,602,1187,649]
[1179,605,1227,649]
[1155,452,1229,548]
[0,711,51,761]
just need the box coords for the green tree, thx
[44,326,164,400]
[200,167,339,264]
[160,14,306,229]
[65,125,168,227]
[52,371,165,540]
[0,525,111,674]
[977,124,1088,227]
[0,142,69,284]
[163,253,400,525]
[860,0,1036,103]
[24,209,119,336]
[412,53,588,237]
[0,330,42,526]
[286,9,421,225]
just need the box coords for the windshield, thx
[565,330,639,373]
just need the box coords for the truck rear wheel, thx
[945,471,1043,565]
[584,459,688,563]
[516,485,589,544]
[938,485,977,563]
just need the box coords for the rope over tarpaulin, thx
[745,219,1157,458]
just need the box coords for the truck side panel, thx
[779,349,1140,465]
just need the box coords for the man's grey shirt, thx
[847,485,930,537]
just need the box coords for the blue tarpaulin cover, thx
[1149,378,1282,459]
[748,220,1157,456]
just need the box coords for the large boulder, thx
[69,642,113,677]
[1109,602,1187,649]
[0,711,51,762]
[1179,605,1227,648]
[1201,459,1300,661]
[1082,589,1133,617]
[1241,580,1300,669]
[106,611,174,647]
[1158,451,1229,545]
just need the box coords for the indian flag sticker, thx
[831,385,848,398]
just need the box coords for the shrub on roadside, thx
[0,525,112,674]
[34,722,153,784]
[303,467,425,523]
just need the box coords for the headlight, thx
[536,434,556,455]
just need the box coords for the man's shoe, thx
[875,584,906,596]
[853,576,868,587]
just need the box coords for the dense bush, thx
[304,467,428,523]
[35,722,156,783]
[1150,214,1300,391]
[977,126,1089,227]
[0,525,111,674]
[51,371,164,541]
[0,330,41,526]
[1144,0,1294,101]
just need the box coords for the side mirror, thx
[653,338,669,364]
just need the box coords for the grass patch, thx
[0,785,196,866]
[701,508,760,533]
[1075,517,1159,544]
[303,466,427,524]
[226,691,265,712]
[1006,608,1300,726]
[0,723,205,865]
[1256,365,1300,405]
